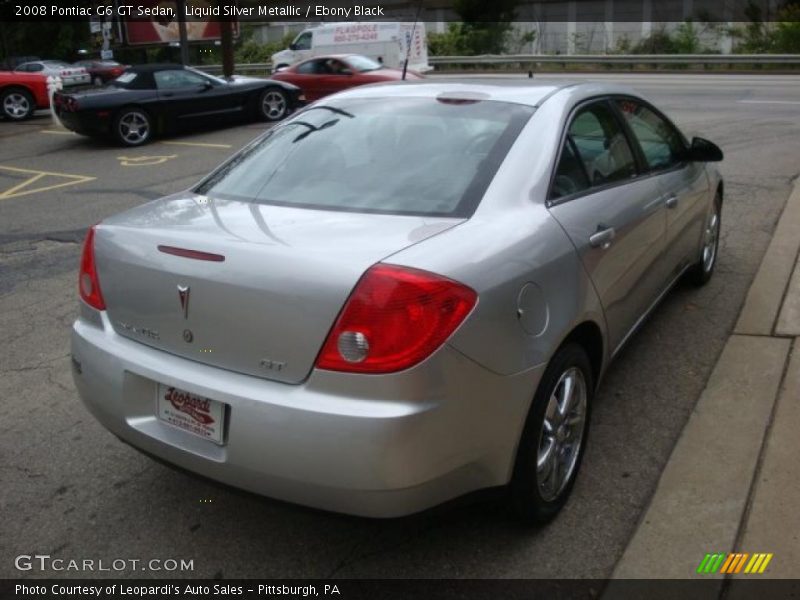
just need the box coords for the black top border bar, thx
[2,1,800,23]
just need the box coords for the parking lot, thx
[2,73,799,579]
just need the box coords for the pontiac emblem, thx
[178,285,190,319]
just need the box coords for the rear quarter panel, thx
[0,72,49,108]
[385,95,608,377]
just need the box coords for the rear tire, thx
[687,193,722,287]
[1,88,35,121]
[258,88,289,122]
[113,107,152,146]
[509,343,593,524]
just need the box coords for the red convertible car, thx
[0,70,50,120]
[271,54,422,102]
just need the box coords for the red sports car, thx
[271,54,422,102]
[74,60,129,86]
[0,70,50,120]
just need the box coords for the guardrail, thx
[195,63,272,76]
[192,54,800,76]
[428,53,800,66]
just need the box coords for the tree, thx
[427,0,520,56]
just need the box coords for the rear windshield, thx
[196,97,534,217]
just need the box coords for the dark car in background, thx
[53,63,304,146]
[74,60,129,86]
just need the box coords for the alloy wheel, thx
[118,111,150,145]
[3,92,31,119]
[537,366,588,502]
[262,91,287,120]
[702,207,720,273]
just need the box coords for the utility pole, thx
[220,13,234,78]
[176,0,190,65]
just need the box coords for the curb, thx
[610,176,800,581]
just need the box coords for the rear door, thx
[547,99,667,354]
[613,97,710,279]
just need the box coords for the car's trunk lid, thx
[95,193,463,384]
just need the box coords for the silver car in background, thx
[15,60,91,86]
[71,81,723,522]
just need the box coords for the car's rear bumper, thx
[71,306,543,518]
[56,111,109,136]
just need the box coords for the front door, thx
[613,97,710,279]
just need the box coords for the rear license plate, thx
[156,385,226,445]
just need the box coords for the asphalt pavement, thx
[1,74,799,580]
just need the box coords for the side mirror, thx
[289,43,298,51]
[341,68,353,76]
[687,137,723,162]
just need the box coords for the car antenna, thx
[402,0,425,81]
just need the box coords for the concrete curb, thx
[735,179,800,336]
[611,176,800,581]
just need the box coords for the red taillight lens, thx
[79,226,106,310]
[316,264,477,374]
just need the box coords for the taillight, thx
[79,226,106,310]
[316,264,477,374]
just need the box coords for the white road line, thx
[161,141,233,149]
[739,100,800,105]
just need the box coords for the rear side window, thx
[154,69,207,90]
[297,60,326,75]
[551,140,591,199]
[569,103,637,186]
[615,99,686,171]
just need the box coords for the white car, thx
[15,60,91,87]
[272,22,431,73]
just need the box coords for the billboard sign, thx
[124,0,226,45]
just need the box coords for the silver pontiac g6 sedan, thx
[71,81,723,523]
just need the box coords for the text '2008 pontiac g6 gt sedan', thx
[71,80,723,523]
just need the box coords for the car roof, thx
[301,54,363,61]
[127,63,185,73]
[329,79,641,108]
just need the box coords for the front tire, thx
[509,343,593,524]
[258,88,289,122]
[1,88,35,121]
[687,193,722,287]
[113,107,152,146]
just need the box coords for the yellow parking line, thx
[0,173,47,197]
[0,164,91,178]
[41,129,75,135]
[0,165,96,200]
[161,141,232,149]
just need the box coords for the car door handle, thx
[664,194,679,209]
[162,92,175,98]
[589,225,616,249]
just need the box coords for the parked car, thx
[73,60,129,86]
[53,63,304,146]
[272,21,431,73]
[15,60,91,87]
[0,71,50,120]
[271,54,421,102]
[71,81,723,522]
